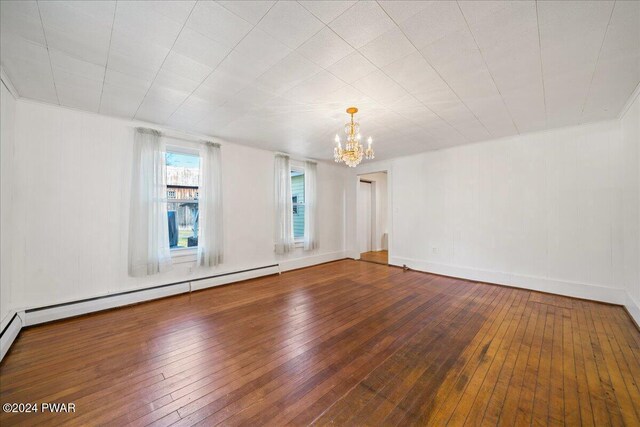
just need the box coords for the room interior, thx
[0,0,639,425]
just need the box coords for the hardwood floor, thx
[360,250,388,265]
[1,260,639,426]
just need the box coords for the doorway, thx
[357,172,388,265]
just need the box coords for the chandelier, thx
[333,107,374,167]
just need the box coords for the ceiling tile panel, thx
[327,51,377,84]
[377,1,432,24]
[135,104,178,124]
[217,1,275,25]
[0,0,46,46]
[420,27,517,137]
[0,34,58,103]
[191,83,235,108]
[430,100,490,141]
[186,1,253,49]
[352,70,407,105]
[230,28,292,74]
[99,82,146,118]
[582,0,640,122]
[55,80,102,111]
[49,49,105,82]
[107,33,169,81]
[103,68,151,93]
[39,1,114,66]
[460,1,546,132]
[140,1,196,23]
[538,0,614,127]
[298,1,357,24]
[382,51,442,97]
[359,27,416,68]
[172,27,233,70]
[144,83,190,107]
[194,102,252,134]
[296,27,354,69]
[255,52,322,95]
[257,1,324,50]
[112,1,183,49]
[152,68,201,96]
[329,1,395,48]
[282,71,347,104]
[160,51,213,83]
[395,1,466,50]
[165,94,219,129]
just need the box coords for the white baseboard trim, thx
[1,311,24,361]
[278,251,346,272]
[24,283,191,327]
[190,265,279,291]
[625,293,640,327]
[0,256,339,362]
[391,256,627,305]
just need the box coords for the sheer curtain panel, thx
[128,128,172,276]
[197,142,224,267]
[304,161,318,251]
[274,154,294,254]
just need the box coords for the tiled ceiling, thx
[1,0,638,160]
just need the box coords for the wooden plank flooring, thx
[1,260,639,426]
[360,250,388,265]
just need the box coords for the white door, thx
[358,181,372,253]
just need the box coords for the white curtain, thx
[197,142,223,267]
[128,128,172,276]
[304,161,318,251]
[274,154,294,254]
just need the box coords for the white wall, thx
[620,90,640,319]
[1,82,16,323]
[359,172,388,251]
[348,119,639,310]
[5,100,347,311]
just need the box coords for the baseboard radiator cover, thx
[0,311,24,361]
[0,263,279,362]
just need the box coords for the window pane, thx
[166,152,200,186]
[291,170,305,239]
[168,202,199,248]
[166,151,200,249]
[293,204,305,239]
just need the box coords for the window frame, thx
[165,142,201,261]
[290,164,305,246]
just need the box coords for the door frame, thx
[358,179,376,254]
[354,169,390,262]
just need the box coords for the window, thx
[166,151,200,250]
[291,168,305,240]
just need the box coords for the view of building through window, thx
[166,151,200,249]
[291,169,304,240]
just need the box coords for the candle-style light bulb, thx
[367,136,372,147]
[334,134,340,143]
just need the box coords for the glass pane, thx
[291,169,305,239]
[167,151,200,249]
[293,204,305,239]
[166,152,200,186]
[291,170,304,204]
[168,201,199,249]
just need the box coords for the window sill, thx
[171,247,197,264]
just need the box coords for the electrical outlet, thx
[432,247,439,254]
